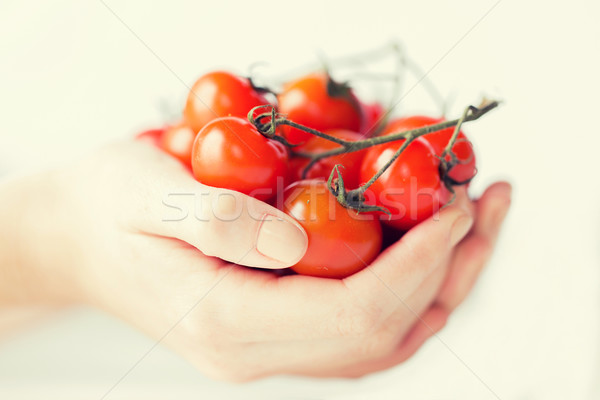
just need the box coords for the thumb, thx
[129,148,307,269]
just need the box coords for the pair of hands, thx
[3,139,511,382]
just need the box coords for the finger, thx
[436,181,512,311]
[381,256,449,333]
[186,263,359,342]
[395,305,449,361]
[263,205,464,344]
[451,184,475,217]
[343,202,473,323]
[252,305,449,379]
[212,264,448,378]
[130,230,356,345]
[201,257,441,345]
[334,305,449,378]
[209,259,445,344]
[125,141,308,269]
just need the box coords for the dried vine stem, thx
[248,98,500,212]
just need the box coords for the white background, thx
[1,1,599,399]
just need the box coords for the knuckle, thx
[334,303,381,338]
[353,328,398,360]
[178,309,218,345]
[180,297,240,343]
[196,232,219,257]
[195,191,246,256]
[194,217,223,257]
[176,295,230,341]
[210,190,244,222]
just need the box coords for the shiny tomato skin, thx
[360,138,451,231]
[278,73,363,145]
[287,129,367,190]
[281,179,382,279]
[382,116,476,183]
[191,117,288,201]
[160,122,196,167]
[183,71,271,134]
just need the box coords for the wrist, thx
[0,170,82,306]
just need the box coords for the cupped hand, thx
[23,139,509,381]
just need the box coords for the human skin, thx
[0,139,511,381]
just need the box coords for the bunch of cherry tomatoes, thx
[138,69,485,279]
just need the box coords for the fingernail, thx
[256,214,308,266]
[450,213,473,247]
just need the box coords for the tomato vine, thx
[248,99,499,213]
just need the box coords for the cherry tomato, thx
[278,72,364,145]
[183,71,272,134]
[381,115,443,134]
[191,117,288,201]
[287,129,367,189]
[360,138,451,231]
[281,179,382,279]
[135,127,166,146]
[382,116,476,183]
[361,101,385,137]
[160,122,196,167]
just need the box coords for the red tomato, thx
[382,116,476,183]
[135,127,166,146]
[381,115,444,134]
[281,179,382,279]
[183,71,272,134]
[360,138,451,231]
[361,101,385,137]
[160,122,196,167]
[278,73,364,145]
[191,117,288,201]
[287,129,367,190]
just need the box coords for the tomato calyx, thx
[327,165,391,215]
[436,103,486,195]
[246,76,278,97]
[438,143,477,187]
[324,73,365,124]
[326,75,352,100]
[247,105,297,148]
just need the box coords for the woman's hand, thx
[341,181,512,377]
[0,139,510,381]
